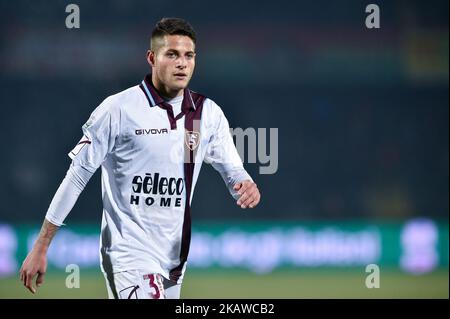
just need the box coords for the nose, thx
[175,56,188,69]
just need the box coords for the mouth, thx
[173,73,188,80]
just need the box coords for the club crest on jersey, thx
[185,130,200,151]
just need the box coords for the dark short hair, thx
[151,17,196,50]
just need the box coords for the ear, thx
[146,50,156,67]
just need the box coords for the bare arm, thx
[18,98,111,294]
[19,219,59,294]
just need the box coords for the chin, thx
[174,82,188,90]
[172,84,185,90]
[167,85,184,95]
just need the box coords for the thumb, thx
[36,272,45,287]
[233,183,242,191]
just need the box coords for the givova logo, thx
[130,172,184,208]
[135,128,169,135]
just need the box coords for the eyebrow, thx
[166,49,196,54]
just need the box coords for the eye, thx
[186,53,195,59]
[166,52,176,58]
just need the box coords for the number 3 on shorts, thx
[143,274,165,299]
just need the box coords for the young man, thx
[19,17,260,299]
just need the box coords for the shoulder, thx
[103,85,141,110]
[194,95,231,133]
[190,90,225,118]
[91,85,141,117]
[204,98,227,123]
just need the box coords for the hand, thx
[19,245,48,294]
[233,180,261,209]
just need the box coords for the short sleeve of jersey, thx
[68,96,120,173]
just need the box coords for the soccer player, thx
[19,17,260,299]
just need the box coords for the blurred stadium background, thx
[0,0,448,298]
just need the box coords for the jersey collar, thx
[140,74,196,112]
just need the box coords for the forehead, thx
[160,35,195,52]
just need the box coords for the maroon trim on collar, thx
[142,74,206,130]
[189,91,207,109]
[157,103,177,130]
[143,74,165,105]
[143,74,196,111]
[139,84,152,106]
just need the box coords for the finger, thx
[237,187,255,206]
[25,272,36,294]
[244,189,260,208]
[36,272,45,288]
[237,182,252,196]
[238,185,258,208]
[242,192,257,208]
[248,193,261,208]
[241,189,259,208]
[233,183,242,191]
[19,264,24,280]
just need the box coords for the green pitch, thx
[0,269,448,299]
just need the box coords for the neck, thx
[152,73,183,99]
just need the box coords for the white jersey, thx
[68,75,251,283]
